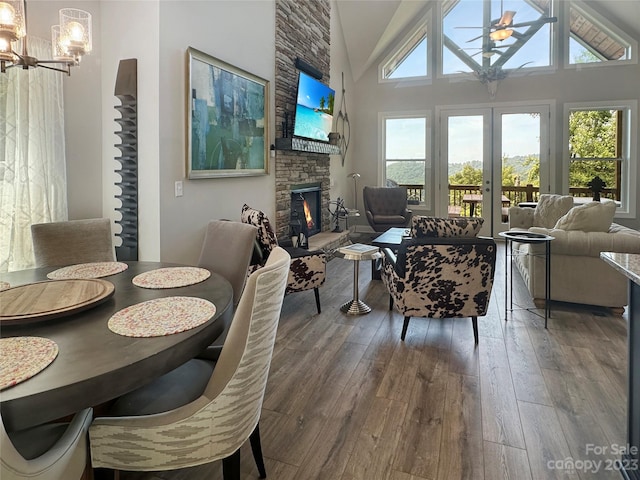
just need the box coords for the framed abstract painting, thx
[187,47,269,178]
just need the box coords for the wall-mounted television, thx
[293,71,335,143]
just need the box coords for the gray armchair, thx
[363,186,412,232]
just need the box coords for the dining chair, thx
[197,220,258,306]
[31,218,115,267]
[1,408,93,480]
[89,247,291,480]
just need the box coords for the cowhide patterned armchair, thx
[381,216,496,343]
[241,204,326,314]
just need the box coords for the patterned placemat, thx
[108,296,216,337]
[0,281,9,291]
[132,267,211,289]
[47,262,128,280]
[0,337,59,390]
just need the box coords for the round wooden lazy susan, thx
[0,279,115,325]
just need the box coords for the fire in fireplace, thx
[290,184,322,248]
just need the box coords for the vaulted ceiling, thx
[335,0,640,82]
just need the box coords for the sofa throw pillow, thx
[533,194,574,228]
[554,200,616,232]
[411,216,483,238]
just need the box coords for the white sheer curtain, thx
[0,37,67,272]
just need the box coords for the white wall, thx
[156,1,276,264]
[349,0,640,230]
[100,1,161,261]
[330,0,357,211]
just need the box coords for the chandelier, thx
[0,0,92,75]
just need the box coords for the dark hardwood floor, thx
[119,243,628,480]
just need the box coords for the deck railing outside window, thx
[398,184,619,217]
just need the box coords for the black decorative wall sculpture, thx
[114,58,138,261]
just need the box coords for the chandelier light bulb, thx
[0,2,15,26]
[66,21,84,42]
[0,1,24,40]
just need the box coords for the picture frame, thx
[187,47,269,179]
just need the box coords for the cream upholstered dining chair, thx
[197,220,258,306]
[31,218,115,267]
[1,408,93,480]
[241,204,326,314]
[89,247,291,480]
[381,216,496,343]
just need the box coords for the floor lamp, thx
[348,173,360,233]
[348,173,360,210]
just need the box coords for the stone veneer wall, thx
[274,0,331,239]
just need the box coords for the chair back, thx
[31,218,114,267]
[363,186,408,216]
[1,409,92,480]
[202,246,290,450]
[197,220,258,305]
[385,237,496,319]
[241,204,279,258]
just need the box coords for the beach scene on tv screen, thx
[294,72,335,142]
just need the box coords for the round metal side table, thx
[499,230,555,328]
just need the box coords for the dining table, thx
[0,261,233,432]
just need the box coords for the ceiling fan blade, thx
[511,16,558,29]
[466,34,485,43]
[496,10,516,27]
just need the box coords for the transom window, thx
[566,1,637,66]
[379,18,430,81]
[441,0,554,76]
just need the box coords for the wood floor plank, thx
[518,401,580,479]
[436,373,484,480]
[503,320,552,405]
[483,441,533,480]
[479,336,525,448]
[341,397,408,480]
[376,344,421,401]
[541,368,622,480]
[393,347,449,478]
[293,356,388,479]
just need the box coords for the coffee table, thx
[370,228,410,280]
[499,230,554,327]
[339,244,380,315]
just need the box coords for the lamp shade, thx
[0,1,25,42]
[59,8,91,57]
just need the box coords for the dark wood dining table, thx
[0,261,233,431]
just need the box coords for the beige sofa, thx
[508,195,640,310]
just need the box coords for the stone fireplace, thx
[273,0,332,240]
